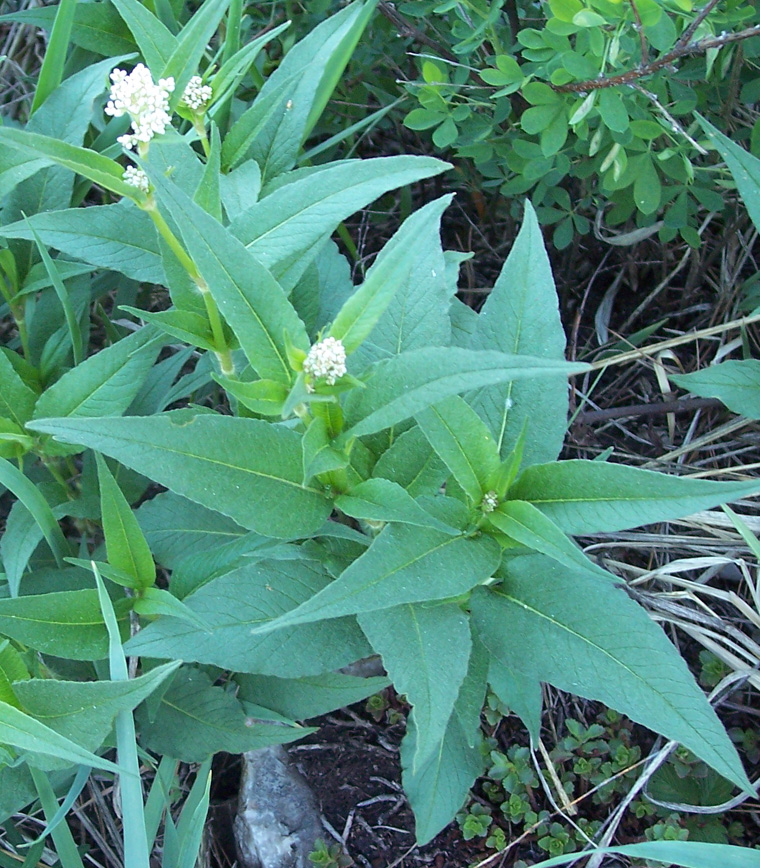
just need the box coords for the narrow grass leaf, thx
[31,0,77,113]
[528,841,760,868]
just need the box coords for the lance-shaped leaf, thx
[1,201,164,284]
[0,352,37,428]
[401,710,484,845]
[96,454,155,590]
[125,557,371,677]
[29,412,332,539]
[417,395,500,503]
[13,662,178,757]
[248,517,501,634]
[34,326,163,420]
[146,166,309,385]
[110,0,177,71]
[0,128,139,199]
[230,157,449,278]
[335,478,458,533]
[358,602,471,770]
[488,500,616,582]
[528,841,760,868]
[371,426,448,498]
[329,196,453,353]
[468,200,567,466]
[670,360,760,420]
[509,460,760,534]
[471,555,752,791]
[137,667,308,763]
[343,348,588,439]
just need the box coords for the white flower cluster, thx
[303,337,347,386]
[181,75,213,111]
[481,490,499,513]
[105,64,175,150]
[122,166,150,193]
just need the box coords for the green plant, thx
[309,838,353,868]
[0,0,759,862]
[399,0,760,246]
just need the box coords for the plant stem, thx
[193,116,211,157]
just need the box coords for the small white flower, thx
[481,490,499,513]
[303,337,347,386]
[181,75,213,111]
[106,63,175,150]
[123,165,150,193]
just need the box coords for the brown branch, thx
[574,397,723,425]
[674,0,720,50]
[554,23,760,93]
[628,0,649,66]
[377,1,458,62]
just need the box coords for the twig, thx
[574,396,723,425]
[631,83,708,154]
[377,1,457,62]
[675,0,721,51]
[553,23,760,93]
[629,0,649,65]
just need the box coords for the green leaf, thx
[125,557,372,677]
[336,479,458,533]
[598,88,629,133]
[509,460,760,534]
[401,710,484,845]
[488,500,615,582]
[137,667,308,763]
[14,662,178,759]
[132,587,211,633]
[217,376,289,416]
[110,0,177,71]
[248,514,501,632]
[146,166,309,384]
[469,200,568,466]
[31,0,77,113]
[484,647,543,742]
[343,348,587,439]
[417,396,500,503]
[472,555,752,791]
[29,412,332,539]
[0,128,139,200]
[230,157,448,284]
[96,454,155,590]
[670,360,760,420]
[358,602,471,770]
[235,671,390,720]
[0,589,121,660]
[0,458,69,567]
[634,154,661,215]
[329,196,453,353]
[530,842,760,868]
[122,307,217,352]
[371,426,448,498]
[698,115,760,234]
[0,351,37,428]
[34,326,163,421]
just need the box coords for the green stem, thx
[193,116,211,157]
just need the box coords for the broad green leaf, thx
[488,500,615,582]
[371,426,448,498]
[671,360,760,420]
[401,710,484,845]
[633,154,661,215]
[301,416,350,482]
[358,602,471,770]
[14,662,178,758]
[598,88,629,133]
[110,0,177,71]
[219,159,261,219]
[96,454,155,590]
[469,200,568,466]
[530,841,760,868]
[0,351,37,427]
[2,201,162,283]
[34,326,163,421]
[235,671,390,720]
[471,556,752,791]
[0,128,138,200]
[0,4,134,55]
[121,307,217,352]
[485,649,543,742]
[218,376,289,416]
[125,558,372,677]
[329,196,453,353]
[698,115,760,234]
[417,395,500,503]
[0,458,68,567]
[335,479,458,533]
[136,667,308,763]
[452,633,488,747]
[343,348,587,439]
[132,587,211,632]
[509,460,760,534]
[29,412,332,538]
[248,514,501,632]
[230,157,448,281]
[0,589,122,660]
[146,167,309,384]
[0,701,124,775]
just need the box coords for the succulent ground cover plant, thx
[0,1,757,865]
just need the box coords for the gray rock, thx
[234,745,324,868]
